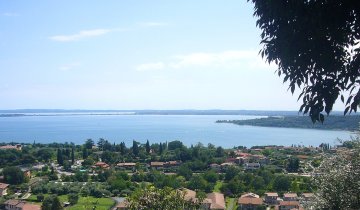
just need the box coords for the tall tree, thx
[120,142,126,155]
[71,147,75,165]
[132,140,139,156]
[57,149,63,165]
[85,139,94,149]
[159,143,163,155]
[248,0,360,121]
[145,140,151,154]
[98,138,106,150]
[82,147,88,159]
[287,157,300,173]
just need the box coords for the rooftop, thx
[238,197,263,205]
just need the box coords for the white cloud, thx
[49,29,112,42]
[135,62,165,71]
[135,50,276,72]
[169,50,263,68]
[2,12,19,17]
[58,62,81,71]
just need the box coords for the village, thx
[0,139,350,210]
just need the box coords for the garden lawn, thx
[66,196,115,210]
[213,181,223,192]
[225,197,237,210]
[26,194,115,210]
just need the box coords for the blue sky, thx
[0,1,343,110]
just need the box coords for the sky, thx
[0,1,343,110]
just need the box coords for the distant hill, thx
[216,115,360,131]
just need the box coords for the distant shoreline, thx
[0,109,350,117]
[216,115,360,131]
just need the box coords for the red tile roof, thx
[0,183,9,189]
[238,197,263,205]
[23,203,41,210]
[207,192,226,209]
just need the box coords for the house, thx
[0,144,22,151]
[183,188,197,202]
[209,163,221,171]
[0,183,9,196]
[92,162,110,170]
[278,201,300,210]
[240,193,260,198]
[236,157,250,165]
[5,200,41,210]
[283,193,298,201]
[237,197,263,210]
[150,162,165,170]
[206,192,226,210]
[264,192,278,204]
[116,162,136,170]
[165,161,181,168]
[244,163,260,170]
[225,158,237,163]
[220,162,235,170]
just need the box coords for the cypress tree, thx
[120,142,125,155]
[159,143,163,154]
[132,140,139,156]
[146,140,150,154]
[57,149,63,165]
[71,147,75,165]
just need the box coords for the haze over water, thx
[0,114,351,148]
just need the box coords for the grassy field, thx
[226,197,237,210]
[213,181,223,192]
[26,194,115,210]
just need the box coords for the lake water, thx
[0,114,353,148]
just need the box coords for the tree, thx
[37,194,44,202]
[37,148,53,162]
[286,157,300,173]
[159,143,163,154]
[132,140,139,156]
[68,193,79,205]
[85,139,94,149]
[71,147,75,165]
[168,140,183,150]
[248,0,360,121]
[311,140,360,209]
[120,142,126,155]
[145,140,151,154]
[57,149,63,165]
[273,175,291,192]
[82,147,88,159]
[98,138,106,150]
[128,186,203,210]
[42,195,63,210]
[3,166,25,184]
[215,146,225,157]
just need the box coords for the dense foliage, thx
[312,140,360,209]
[3,166,26,185]
[249,0,360,122]
[217,115,360,130]
[127,186,203,210]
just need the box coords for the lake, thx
[0,114,353,148]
